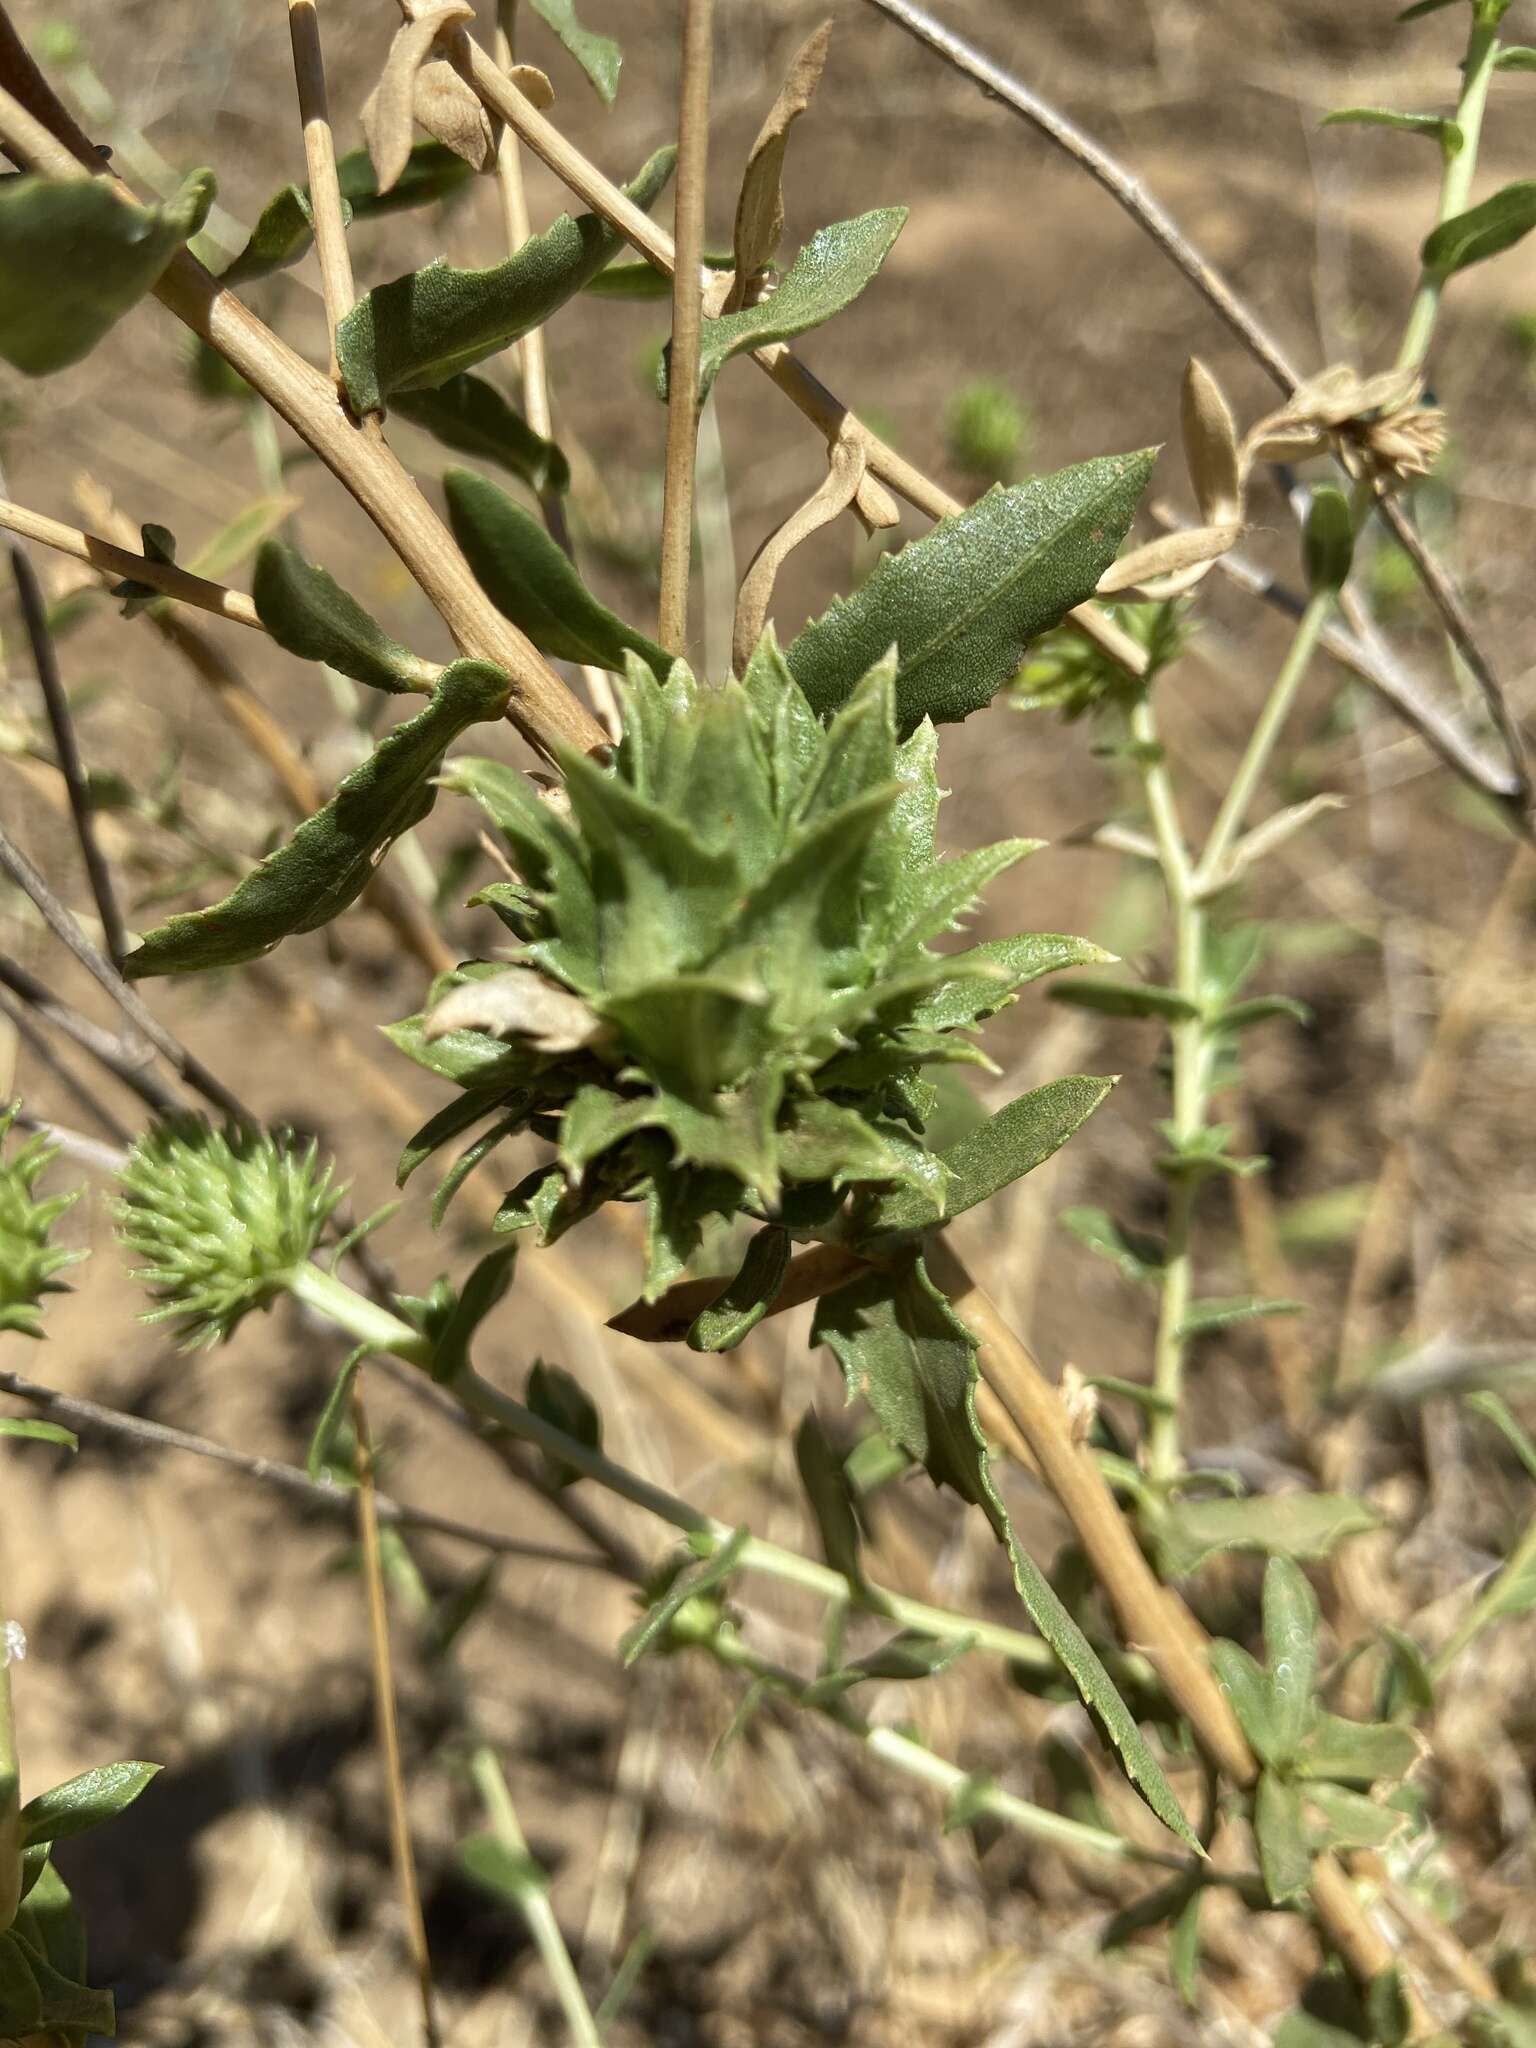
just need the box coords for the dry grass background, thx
[2,0,1536,2040]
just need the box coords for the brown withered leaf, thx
[725,20,832,314]
[1095,521,1239,602]
[424,966,606,1055]
[362,3,475,196]
[1181,357,1242,528]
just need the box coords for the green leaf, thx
[1367,1966,1413,2048]
[445,468,670,673]
[804,1629,974,1704]
[1209,1639,1283,1766]
[527,0,622,103]
[1304,485,1354,594]
[1213,994,1312,1034]
[307,1345,367,1482]
[222,183,327,286]
[339,139,478,219]
[1254,1770,1311,1906]
[585,253,733,300]
[338,146,676,410]
[1061,1206,1164,1286]
[19,1759,160,1847]
[397,1087,510,1186]
[688,1225,790,1352]
[1153,1491,1377,1578]
[1321,108,1463,151]
[1466,1389,1536,1482]
[1294,1712,1420,1787]
[865,1075,1113,1237]
[906,934,1115,1033]
[1264,1556,1321,1761]
[0,1933,43,2037]
[1176,1295,1304,1338]
[253,538,439,692]
[1170,1885,1203,2006]
[660,208,907,402]
[432,1242,520,1384]
[0,1418,77,1451]
[185,495,297,584]
[1305,1782,1408,1852]
[786,452,1155,734]
[1495,45,1536,69]
[620,1527,749,1664]
[0,168,214,375]
[1050,976,1200,1021]
[1422,180,1536,280]
[1274,2019,1372,2048]
[814,1253,1198,1848]
[125,660,509,975]
[526,1359,602,1488]
[460,1831,548,1905]
[1397,0,1459,16]
[112,520,178,616]
[390,375,570,496]
[13,1857,86,1989]
[793,1410,864,1584]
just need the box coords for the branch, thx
[656,0,714,655]
[0,495,264,632]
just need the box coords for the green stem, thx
[1195,593,1333,896]
[1396,6,1507,376]
[0,1618,19,1931]
[287,1261,434,1366]
[701,1625,1171,1871]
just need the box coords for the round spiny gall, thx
[115,1117,346,1349]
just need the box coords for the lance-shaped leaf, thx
[1177,1295,1303,1338]
[1263,1556,1320,1761]
[688,1225,791,1352]
[445,467,670,673]
[1321,107,1463,151]
[1422,179,1536,281]
[0,169,214,376]
[1061,1206,1165,1287]
[253,538,439,692]
[527,0,623,103]
[125,660,509,976]
[224,143,475,285]
[338,146,676,410]
[794,1409,863,1583]
[660,207,908,403]
[1049,975,1199,1022]
[1255,1771,1310,1906]
[814,1253,1198,1847]
[786,451,1155,733]
[221,183,329,286]
[389,374,570,495]
[19,1762,160,1848]
[864,1075,1113,1238]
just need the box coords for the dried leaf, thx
[424,966,606,1054]
[1180,357,1242,526]
[726,20,832,312]
[1095,521,1239,600]
[733,432,865,672]
[362,4,475,197]
[411,59,497,173]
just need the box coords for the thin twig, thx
[0,989,132,1146]
[860,0,1299,390]
[0,495,264,632]
[0,1360,608,1573]
[0,954,185,1118]
[0,825,251,1122]
[657,0,715,656]
[286,0,359,388]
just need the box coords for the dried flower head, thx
[1243,363,1447,489]
[115,1118,345,1348]
[0,1104,84,1338]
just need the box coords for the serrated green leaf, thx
[814,1253,1197,1847]
[1049,976,1200,1021]
[1153,1491,1377,1579]
[865,1075,1113,1237]
[527,0,622,102]
[390,375,570,495]
[1264,1556,1320,1761]
[253,538,438,692]
[907,934,1115,1035]
[786,452,1154,734]
[1177,1295,1304,1338]
[338,147,676,410]
[1321,108,1463,151]
[793,1409,864,1583]
[126,660,508,975]
[1209,1639,1283,1766]
[688,1225,790,1352]
[1255,1770,1311,1906]
[881,837,1042,954]
[460,1831,548,1905]
[1422,180,1536,280]
[0,168,214,375]
[659,208,907,402]
[1294,1712,1419,1786]
[0,1418,77,1451]
[19,1760,160,1848]
[1061,1206,1165,1286]
[307,1344,367,1482]
[445,467,669,673]
[527,1359,601,1487]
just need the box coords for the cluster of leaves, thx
[1010,598,1191,723]
[0,1763,160,2045]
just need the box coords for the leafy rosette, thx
[389,634,1109,1302]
